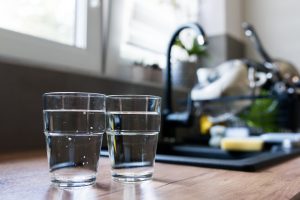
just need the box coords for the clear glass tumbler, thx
[43,92,106,187]
[106,95,161,182]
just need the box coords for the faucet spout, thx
[161,23,207,141]
[163,22,208,116]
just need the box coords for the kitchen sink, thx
[101,143,300,172]
[155,144,300,171]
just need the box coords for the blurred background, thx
[0,0,299,152]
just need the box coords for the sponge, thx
[221,138,264,152]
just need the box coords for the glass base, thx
[51,177,96,188]
[112,173,152,183]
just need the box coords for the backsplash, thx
[0,61,186,152]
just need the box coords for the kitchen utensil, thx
[191,59,267,119]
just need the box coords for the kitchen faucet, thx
[162,22,208,141]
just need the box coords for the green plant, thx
[174,37,208,57]
[238,90,279,133]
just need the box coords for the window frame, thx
[105,0,202,85]
[0,0,103,76]
[106,0,165,82]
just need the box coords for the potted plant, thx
[171,32,208,89]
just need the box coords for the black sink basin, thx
[101,144,300,172]
[154,144,300,171]
[157,145,260,160]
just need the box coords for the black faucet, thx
[162,22,208,142]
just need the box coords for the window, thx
[120,0,200,68]
[0,0,77,46]
[0,0,102,75]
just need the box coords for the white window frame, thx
[105,0,202,85]
[106,0,163,81]
[0,0,102,76]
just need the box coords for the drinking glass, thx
[43,92,105,187]
[106,95,161,182]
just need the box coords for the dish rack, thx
[195,92,300,134]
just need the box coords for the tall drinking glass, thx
[106,95,161,182]
[43,92,105,187]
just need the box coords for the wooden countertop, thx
[1,150,300,200]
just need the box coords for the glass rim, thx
[43,92,105,97]
[106,95,161,100]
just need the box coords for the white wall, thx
[198,0,244,41]
[225,0,244,41]
[198,0,226,37]
[244,0,300,71]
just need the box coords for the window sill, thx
[105,65,190,93]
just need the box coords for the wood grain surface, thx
[1,150,300,200]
